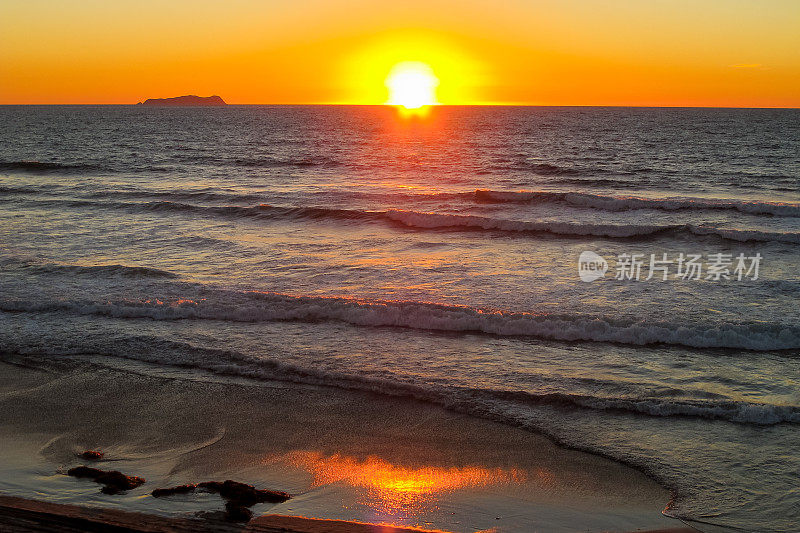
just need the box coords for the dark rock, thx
[78,450,104,461]
[137,95,227,106]
[151,484,197,497]
[151,479,290,523]
[223,501,253,522]
[66,466,145,494]
[198,480,290,506]
[67,466,103,479]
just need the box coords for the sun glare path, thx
[272,451,527,519]
[385,61,439,109]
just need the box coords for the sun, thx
[385,61,439,109]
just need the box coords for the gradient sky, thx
[1,0,799,106]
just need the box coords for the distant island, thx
[136,95,226,106]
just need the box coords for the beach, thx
[0,357,684,532]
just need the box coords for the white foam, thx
[2,292,798,351]
[474,189,800,217]
[385,209,800,243]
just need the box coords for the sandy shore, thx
[0,495,699,533]
[0,494,448,532]
[0,355,688,532]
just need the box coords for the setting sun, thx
[385,61,439,109]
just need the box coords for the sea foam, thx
[2,292,798,351]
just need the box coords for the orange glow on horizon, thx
[339,29,484,106]
[1,1,799,107]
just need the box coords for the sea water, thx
[0,105,798,531]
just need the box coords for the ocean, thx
[0,105,798,532]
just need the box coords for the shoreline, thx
[0,495,699,533]
[0,356,687,532]
[0,494,444,532]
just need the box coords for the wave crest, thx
[485,389,800,425]
[0,258,178,279]
[10,197,800,244]
[3,336,796,426]
[385,209,800,244]
[1,292,797,351]
[473,189,800,217]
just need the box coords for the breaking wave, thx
[384,209,800,244]
[28,263,178,278]
[2,335,797,426]
[4,182,798,220]
[484,390,800,425]
[473,189,800,217]
[0,257,178,279]
[1,292,798,350]
[13,197,800,244]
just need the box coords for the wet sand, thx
[0,495,446,532]
[0,356,687,532]
[0,496,700,532]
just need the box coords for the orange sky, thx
[1,0,799,106]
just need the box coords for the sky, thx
[1,0,799,106]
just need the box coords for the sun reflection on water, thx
[273,451,527,521]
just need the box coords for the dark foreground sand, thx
[0,356,690,532]
[0,495,697,532]
[0,494,443,532]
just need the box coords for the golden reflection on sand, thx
[271,451,529,520]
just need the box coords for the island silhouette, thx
[136,95,226,106]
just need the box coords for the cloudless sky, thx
[1,0,798,106]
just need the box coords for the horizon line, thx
[1,103,798,110]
